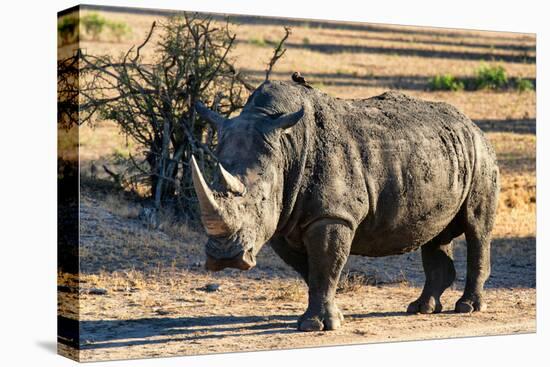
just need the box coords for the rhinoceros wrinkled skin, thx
[192,79,500,331]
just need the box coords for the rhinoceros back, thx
[301,90,494,256]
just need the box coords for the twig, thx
[200,32,236,92]
[133,21,156,62]
[224,61,255,91]
[265,26,291,81]
[103,165,122,185]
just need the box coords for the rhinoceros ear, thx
[195,101,226,129]
[272,107,305,131]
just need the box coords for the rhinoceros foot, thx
[298,305,344,331]
[455,295,487,313]
[407,296,443,314]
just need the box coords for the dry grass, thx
[272,280,305,302]
[337,270,379,293]
[101,192,141,219]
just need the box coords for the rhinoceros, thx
[191,79,499,331]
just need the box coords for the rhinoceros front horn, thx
[190,155,232,236]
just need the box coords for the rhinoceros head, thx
[192,83,305,271]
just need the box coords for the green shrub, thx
[108,21,131,42]
[428,64,531,93]
[515,77,534,92]
[58,16,79,45]
[249,37,267,47]
[81,13,107,40]
[302,37,310,45]
[474,63,508,90]
[429,74,464,91]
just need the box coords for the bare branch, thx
[133,21,156,62]
[265,26,291,81]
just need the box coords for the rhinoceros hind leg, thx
[407,239,455,314]
[454,226,491,313]
[454,227,492,313]
[455,165,498,313]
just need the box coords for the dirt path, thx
[69,282,535,362]
[57,194,536,361]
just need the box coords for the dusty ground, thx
[58,6,536,362]
[57,190,535,361]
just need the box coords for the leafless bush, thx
[57,53,82,130]
[58,13,290,218]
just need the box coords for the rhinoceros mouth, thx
[205,236,244,257]
[205,249,256,271]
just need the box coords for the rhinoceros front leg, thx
[298,219,353,331]
[270,237,309,284]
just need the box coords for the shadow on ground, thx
[60,310,423,350]
[324,32,535,52]
[475,118,535,135]
[344,236,535,290]
[243,69,432,90]
[59,314,298,349]
[238,39,535,64]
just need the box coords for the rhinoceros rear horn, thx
[195,101,226,129]
[273,107,305,130]
[190,155,232,236]
[218,163,246,195]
